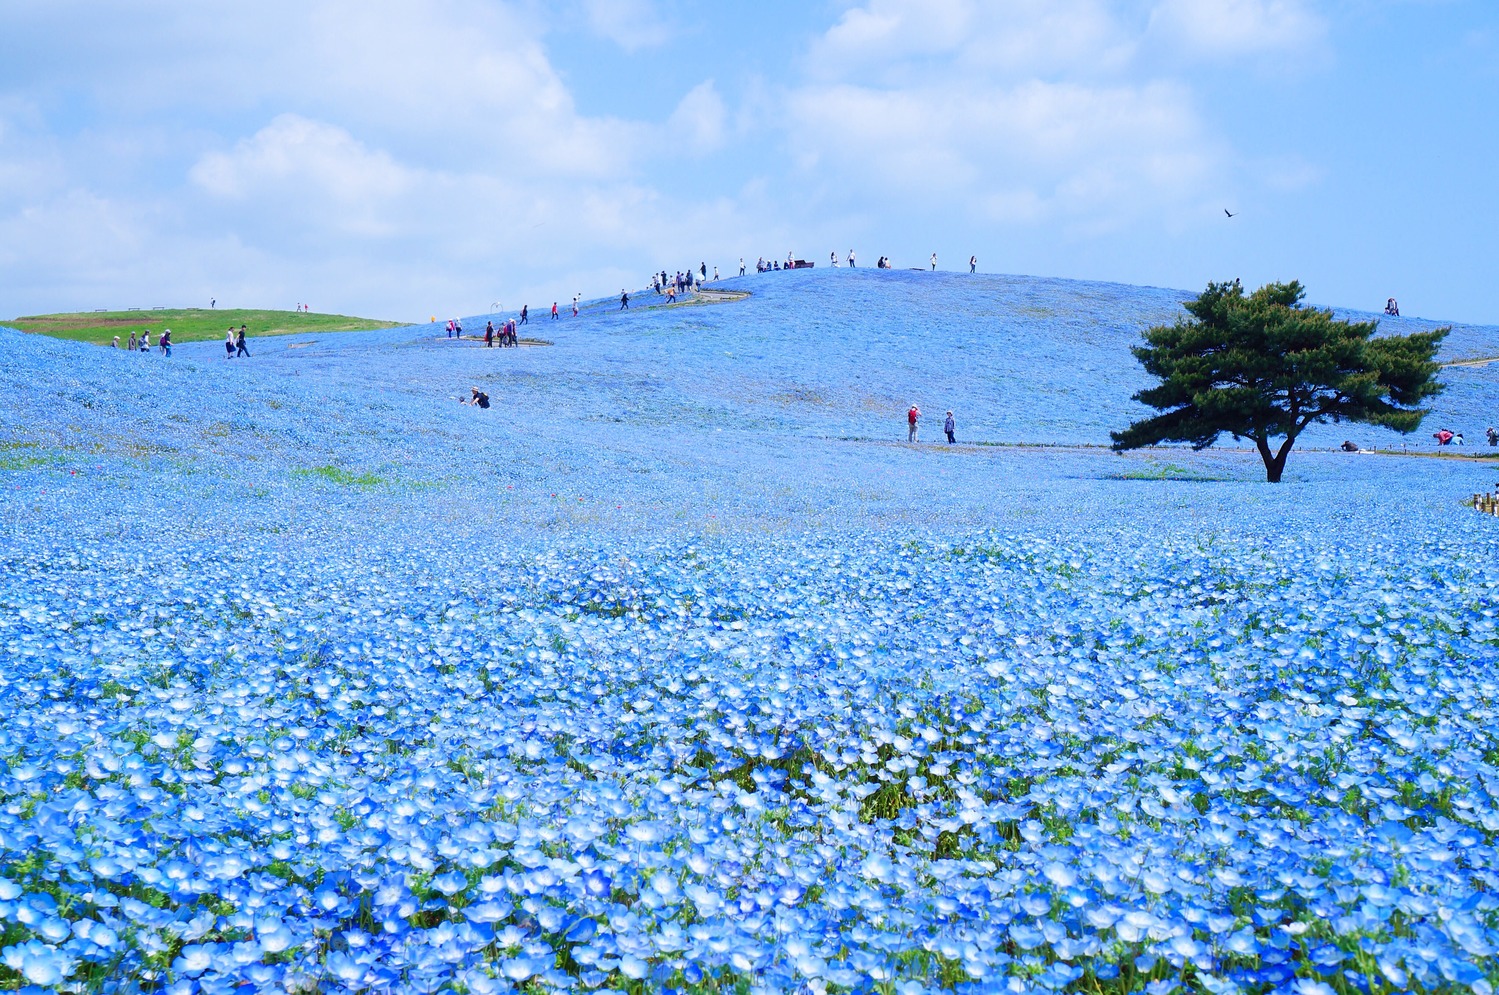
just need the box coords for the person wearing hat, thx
[944,410,955,444]
[465,386,490,409]
[160,328,172,357]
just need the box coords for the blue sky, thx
[2,0,1497,324]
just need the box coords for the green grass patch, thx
[2,308,403,346]
[1110,461,1232,482]
[294,465,384,487]
[0,452,61,471]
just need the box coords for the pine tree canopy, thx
[1111,280,1448,482]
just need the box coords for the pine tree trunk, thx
[1254,435,1296,482]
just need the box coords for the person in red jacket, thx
[907,405,920,443]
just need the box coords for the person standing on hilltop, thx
[519,305,528,325]
[908,404,921,443]
[831,251,839,268]
[849,250,856,268]
[930,253,938,271]
[969,255,977,273]
[573,294,580,317]
[551,302,559,320]
[739,258,746,276]
[620,290,630,310]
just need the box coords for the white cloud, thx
[1147,0,1326,57]
[667,81,727,154]
[190,115,411,214]
[786,77,1214,230]
[580,0,672,52]
[787,2,1226,233]
[807,0,1136,83]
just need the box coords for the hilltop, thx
[4,306,402,346]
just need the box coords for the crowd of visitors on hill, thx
[746,252,976,272]
[483,319,520,347]
[108,324,249,359]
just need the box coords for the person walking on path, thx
[620,290,630,310]
[225,328,235,359]
[700,262,707,281]
[930,253,938,271]
[485,321,494,347]
[969,256,976,274]
[907,404,921,443]
[944,411,955,444]
[446,319,455,339]
[235,325,250,358]
[519,305,528,325]
[713,266,719,281]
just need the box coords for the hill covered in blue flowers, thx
[2,270,1498,993]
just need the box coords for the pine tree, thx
[1112,280,1448,482]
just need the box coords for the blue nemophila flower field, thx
[3,270,1499,993]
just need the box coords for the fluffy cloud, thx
[786,78,1213,230]
[807,0,1136,83]
[667,81,728,154]
[580,0,673,52]
[787,1,1227,233]
[190,115,412,235]
[1147,0,1326,58]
